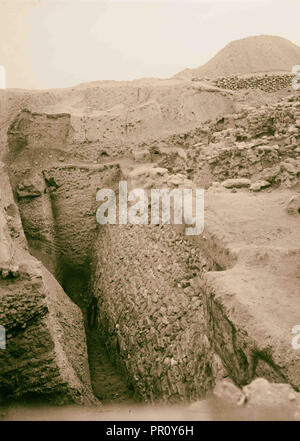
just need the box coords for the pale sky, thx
[0,0,300,89]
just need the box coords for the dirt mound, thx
[176,35,300,79]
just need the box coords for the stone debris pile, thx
[213,74,294,92]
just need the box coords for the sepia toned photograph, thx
[0,0,300,427]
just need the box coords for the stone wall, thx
[213,74,294,92]
[90,223,227,403]
[185,95,300,188]
[89,213,300,403]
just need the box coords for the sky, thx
[0,0,300,89]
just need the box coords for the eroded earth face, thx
[0,62,299,420]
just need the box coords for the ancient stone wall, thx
[90,223,227,403]
[89,188,300,402]
[213,74,294,92]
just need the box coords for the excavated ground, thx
[61,269,134,403]
[0,75,299,414]
[85,328,134,403]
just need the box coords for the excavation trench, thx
[60,265,135,404]
[16,170,233,404]
[14,181,292,406]
[12,157,289,405]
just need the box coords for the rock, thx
[221,178,251,188]
[16,179,42,198]
[213,379,245,405]
[285,194,300,215]
[257,145,275,153]
[0,264,20,279]
[167,175,184,186]
[167,174,193,188]
[132,149,151,162]
[170,358,177,366]
[281,161,298,175]
[0,268,10,279]
[250,180,271,191]
[260,165,280,182]
[10,265,20,278]
[243,378,300,408]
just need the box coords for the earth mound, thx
[176,35,300,79]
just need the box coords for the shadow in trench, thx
[61,265,135,404]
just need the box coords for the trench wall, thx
[91,223,227,403]
[90,219,299,402]
[0,165,95,405]
[11,163,121,283]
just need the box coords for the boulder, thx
[16,177,43,199]
[250,180,271,192]
[243,378,300,408]
[213,379,245,405]
[221,178,251,188]
[285,194,300,215]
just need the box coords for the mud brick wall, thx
[91,223,226,403]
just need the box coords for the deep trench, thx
[60,265,135,404]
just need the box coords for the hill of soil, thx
[176,35,300,79]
